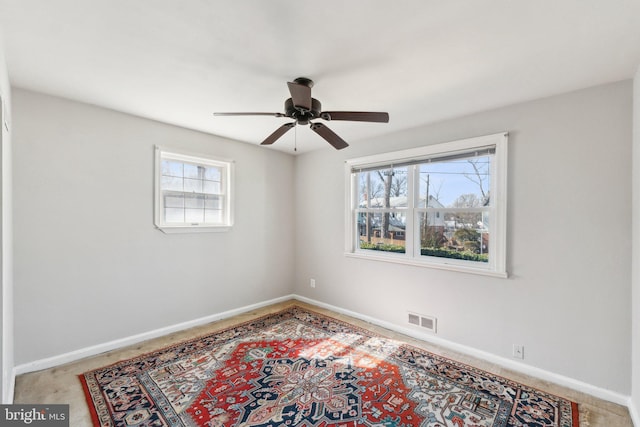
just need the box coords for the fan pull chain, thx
[294,124,297,152]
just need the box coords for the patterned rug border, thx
[79,304,580,427]
[79,307,302,425]
[83,306,302,372]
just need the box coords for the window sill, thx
[344,251,508,278]
[156,225,232,234]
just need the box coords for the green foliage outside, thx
[453,228,479,242]
[360,241,488,262]
[359,242,406,253]
[454,228,481,254]
[420,247,488,262]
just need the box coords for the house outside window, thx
[154,146,234,233]
[345,133,507,277]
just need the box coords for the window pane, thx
[205,209,223,223]
[203,180,221,194]
[183,178,203,193]
[164,208,184,223]
[205,195,221,209]
[161,160,183,178]
[161,176,183,192]
[205,167,221,181]
[416,194,445,209]
[419,210,489,263]
[164,194,184,208]
[357,167,408,208]
[357,211,406,253]
[185,194,205,209]
[183,164,202,179]
[185,208,204,223]
[418,156,491,208]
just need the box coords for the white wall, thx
[631,68,640,424]
[8,79,636,403]
[294,80,632,395]
[0,29,14,404]
[12,89,295,365]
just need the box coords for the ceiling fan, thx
[214,77,389,150]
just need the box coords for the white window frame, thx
[154,146,234,233]
[345,132,508,277]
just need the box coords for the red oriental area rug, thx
[80,306,579,427]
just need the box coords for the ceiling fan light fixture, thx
[214,77,389,150]
[284,98,321,125]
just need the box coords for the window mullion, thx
[405,165,416,258]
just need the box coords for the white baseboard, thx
[13,294,294,376]
[628,397,639,427]
[12,293,634,417]
[292,294,632,408]
[3,369,14,404]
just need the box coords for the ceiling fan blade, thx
[320,111,389,123]
[214,112,285,117]
[261,123,296,145]
[310,123,349,150]
[287,81,312,111]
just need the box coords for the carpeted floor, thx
[14,301,634,426]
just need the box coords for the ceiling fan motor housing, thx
[293,77,314,88]
[214,77,388,150]
[285,97,321,125]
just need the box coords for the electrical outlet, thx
[310,279,316,288]
[512,344,524,359]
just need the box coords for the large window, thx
[345,133,507,277]
[154,147,233,233]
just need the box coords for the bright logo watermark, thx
[0,405,68,426]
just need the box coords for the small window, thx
[345,133,507,277]
[154,147,233,233]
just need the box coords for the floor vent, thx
[408,313,420,326]
[408,312,437,333]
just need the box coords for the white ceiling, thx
[1,1,639,154]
